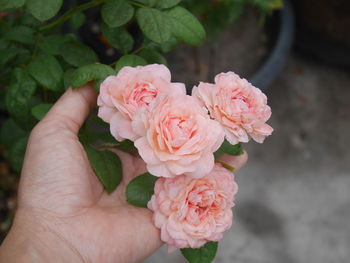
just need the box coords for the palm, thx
[16,87,161,263]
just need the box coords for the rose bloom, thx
[97,64,186,141]
[148,164,238,252]
[192,72,273,144]
[133,94,224,178]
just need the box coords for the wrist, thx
[0,209,84,263]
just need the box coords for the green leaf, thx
[126,172,158,207]
[159,36,179,52]
[101,0,134,28]
[100,23,134,54]
[0,45,21,66]
[215,141,243,157]
[27,0,63,21]
[135,0,157,6]
[60,41,98,67]
[139,49,167,65]
[165,6,206,46]
[63,68,75,89]
[31,103,53,120]
[0,119,27,150]
[69,11,86,30]
[8,137,28,173]
[84,145,122,193]
[116,139,136,152]
[136,8,171,44]
[28,54,63,91]
[156,0,182,9]
[3,26,35,45]
[0,0,25,11]
[181,242,218,263]
[115,54,147,71]
[71,63,115,89]
[39,35,71,55]
[5,68,37,121]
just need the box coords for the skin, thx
[0,85,248,263]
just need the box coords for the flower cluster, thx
[97,64,272,251]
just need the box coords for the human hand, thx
[0,85,248,263]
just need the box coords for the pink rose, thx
[148,164,238,252]
[133,94,224,178]
[97,64,186,141]
[192,72,273,144]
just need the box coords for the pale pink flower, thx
[97,64,186,141]
[192,72,273,144]
[148,164,238,251]
[133,94,224,178]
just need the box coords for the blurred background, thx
[1,0,350,262]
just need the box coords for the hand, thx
[0,85,248,263]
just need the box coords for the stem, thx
[39,0,108,32]
[131,45,145,54]
[128,0,149,8]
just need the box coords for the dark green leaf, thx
[31,103,53,120]
[181,242,218,263]
[84,145,122,193]
[135,0,157,6]
[159,36,179,52]
[0,45,21,66]
[27,0,63,21]
[156,0,181,9]
[39,35,71,55]
[101,23,133,54]
[139,49,167,65]
[3,26,35,45]
[136,8,171,44]
[126,172,158,207]
[63,68,75,89]
[69,11,86,30]
[115,54,147,71]
[101,0,134,28]
[8,137,28,173]
[71,63,115,89]
[0,0,25,11]
[165,6,206,46]
[215,140,243,157]
[0,119,27,150]
[60,41,98,67]
[5,68,37,121]
[28,54,63,91]
[116,139,136,152]
[19,12,41,28]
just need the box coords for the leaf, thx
[63,68,75,89]
[84,145,122,193]
[60,41,98,67]
[71,63,115,89]
[0,45,21,66]
[27,0,63,21]
[165,6,206,46]
[5,68,37,121]
[39,35,71,55]
[31,103,53,120]
[0,119,27,150]
[100,23,134,54]
[134,0,157,6]
[139,49,167,65]
[181,242,218,263]
[8,137,28,173]
[101,0,134,28]
[156,0,182,9]
[28,54,63,91]
[159,36,179,52]
[215,140,243,157]
[116,139,136,152]
[3,26,35,45]
[115,54,147,71]
[0,0,25,11]
[69,11,86,30]
[136,8,171,44]
[126,172,158,207]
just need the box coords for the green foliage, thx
[215,140,244,157]
[69,12,86,30]
[71,63,115,89]
[157,0,182,9]
[28,54,63,91]
[181,242,218,263]
[84,145,122,193]
[100,23,134,54]
[27,0,63,21]
[126,172,158,207]
[3,26,35,45]
[31,103,53,120]
[101,0,134,28]
[0,119,27,150]
[139,48,167,65]
[166,6,205,46]
[0,0,26,12]
[136,8,172,44]
[8,137,28,173]
[115,54,147,71]
[39,35,73,55]
[60,41,98,67]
